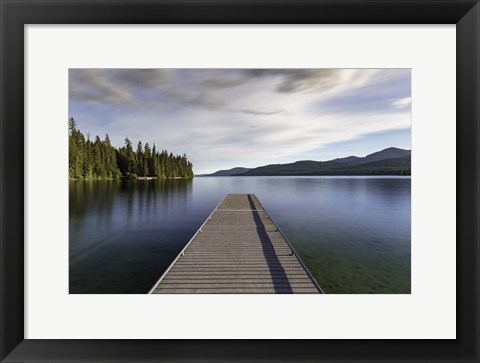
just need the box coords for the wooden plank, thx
[175,258,302,263]
[179,256,294,259]
[184,252,293,254]
[167,267,308,272]
[175,263,301,266]
[156,283,316,289]
[165,272,310,277]
[150,194,322,294]
[173,266,304,269]
[173,265,301,269]
[153,287,319,294]
[162,278,314,284]
[165,272,308,277]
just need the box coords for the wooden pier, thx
[150,194,323,294]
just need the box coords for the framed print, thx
[66,67,411,296]
[1,0,479,362]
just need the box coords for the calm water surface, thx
[70,176,410,294]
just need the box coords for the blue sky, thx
[69,69,411,174]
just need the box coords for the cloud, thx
[114,69,171,89]
[69,69,171,105]
[236,109,285,116]
[69,69,132,104]
[69,68,412,174]
[200,74,249,89]
[69,68,388,111]
[163,90,226,110]
[391,97,412,108]
[240,69,350,93]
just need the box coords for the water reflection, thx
[70,176,410,294]
[257,177,411,293]
[69,179,195,293]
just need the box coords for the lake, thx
[69,176,411,294]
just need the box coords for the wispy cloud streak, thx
[69,68,411,174]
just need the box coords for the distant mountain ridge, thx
[239,147,410,176]
[198,147,411,177]
[197,167,252,176]
[335,147,411,166]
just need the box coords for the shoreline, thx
[69,176,194,181]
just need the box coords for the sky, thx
[69,68,411,174]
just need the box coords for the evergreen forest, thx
[68,118,194,180]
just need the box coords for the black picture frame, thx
[1,0,479,362]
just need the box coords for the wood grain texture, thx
[151,194,321,294]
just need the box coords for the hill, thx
[198,167,252,177]
[238,147,411,176]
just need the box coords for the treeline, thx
[69,118,194,180]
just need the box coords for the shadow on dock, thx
[247,194,293,293]
[151,193,321,294]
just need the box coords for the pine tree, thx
[152,144,159,177]
[83,137,93,179]
[144,143,153,176]
[136,141,147,177]
[125,138,136,176]
[68,118,194,180]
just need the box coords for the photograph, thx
[3,0,478,359]
[69,68,411,294]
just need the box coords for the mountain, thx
[236,160,344,176]
[358,147,411,164]
[332,147,411,166]
[331,155,362,165]
[198,167,252,177]
[238,147,411,176]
